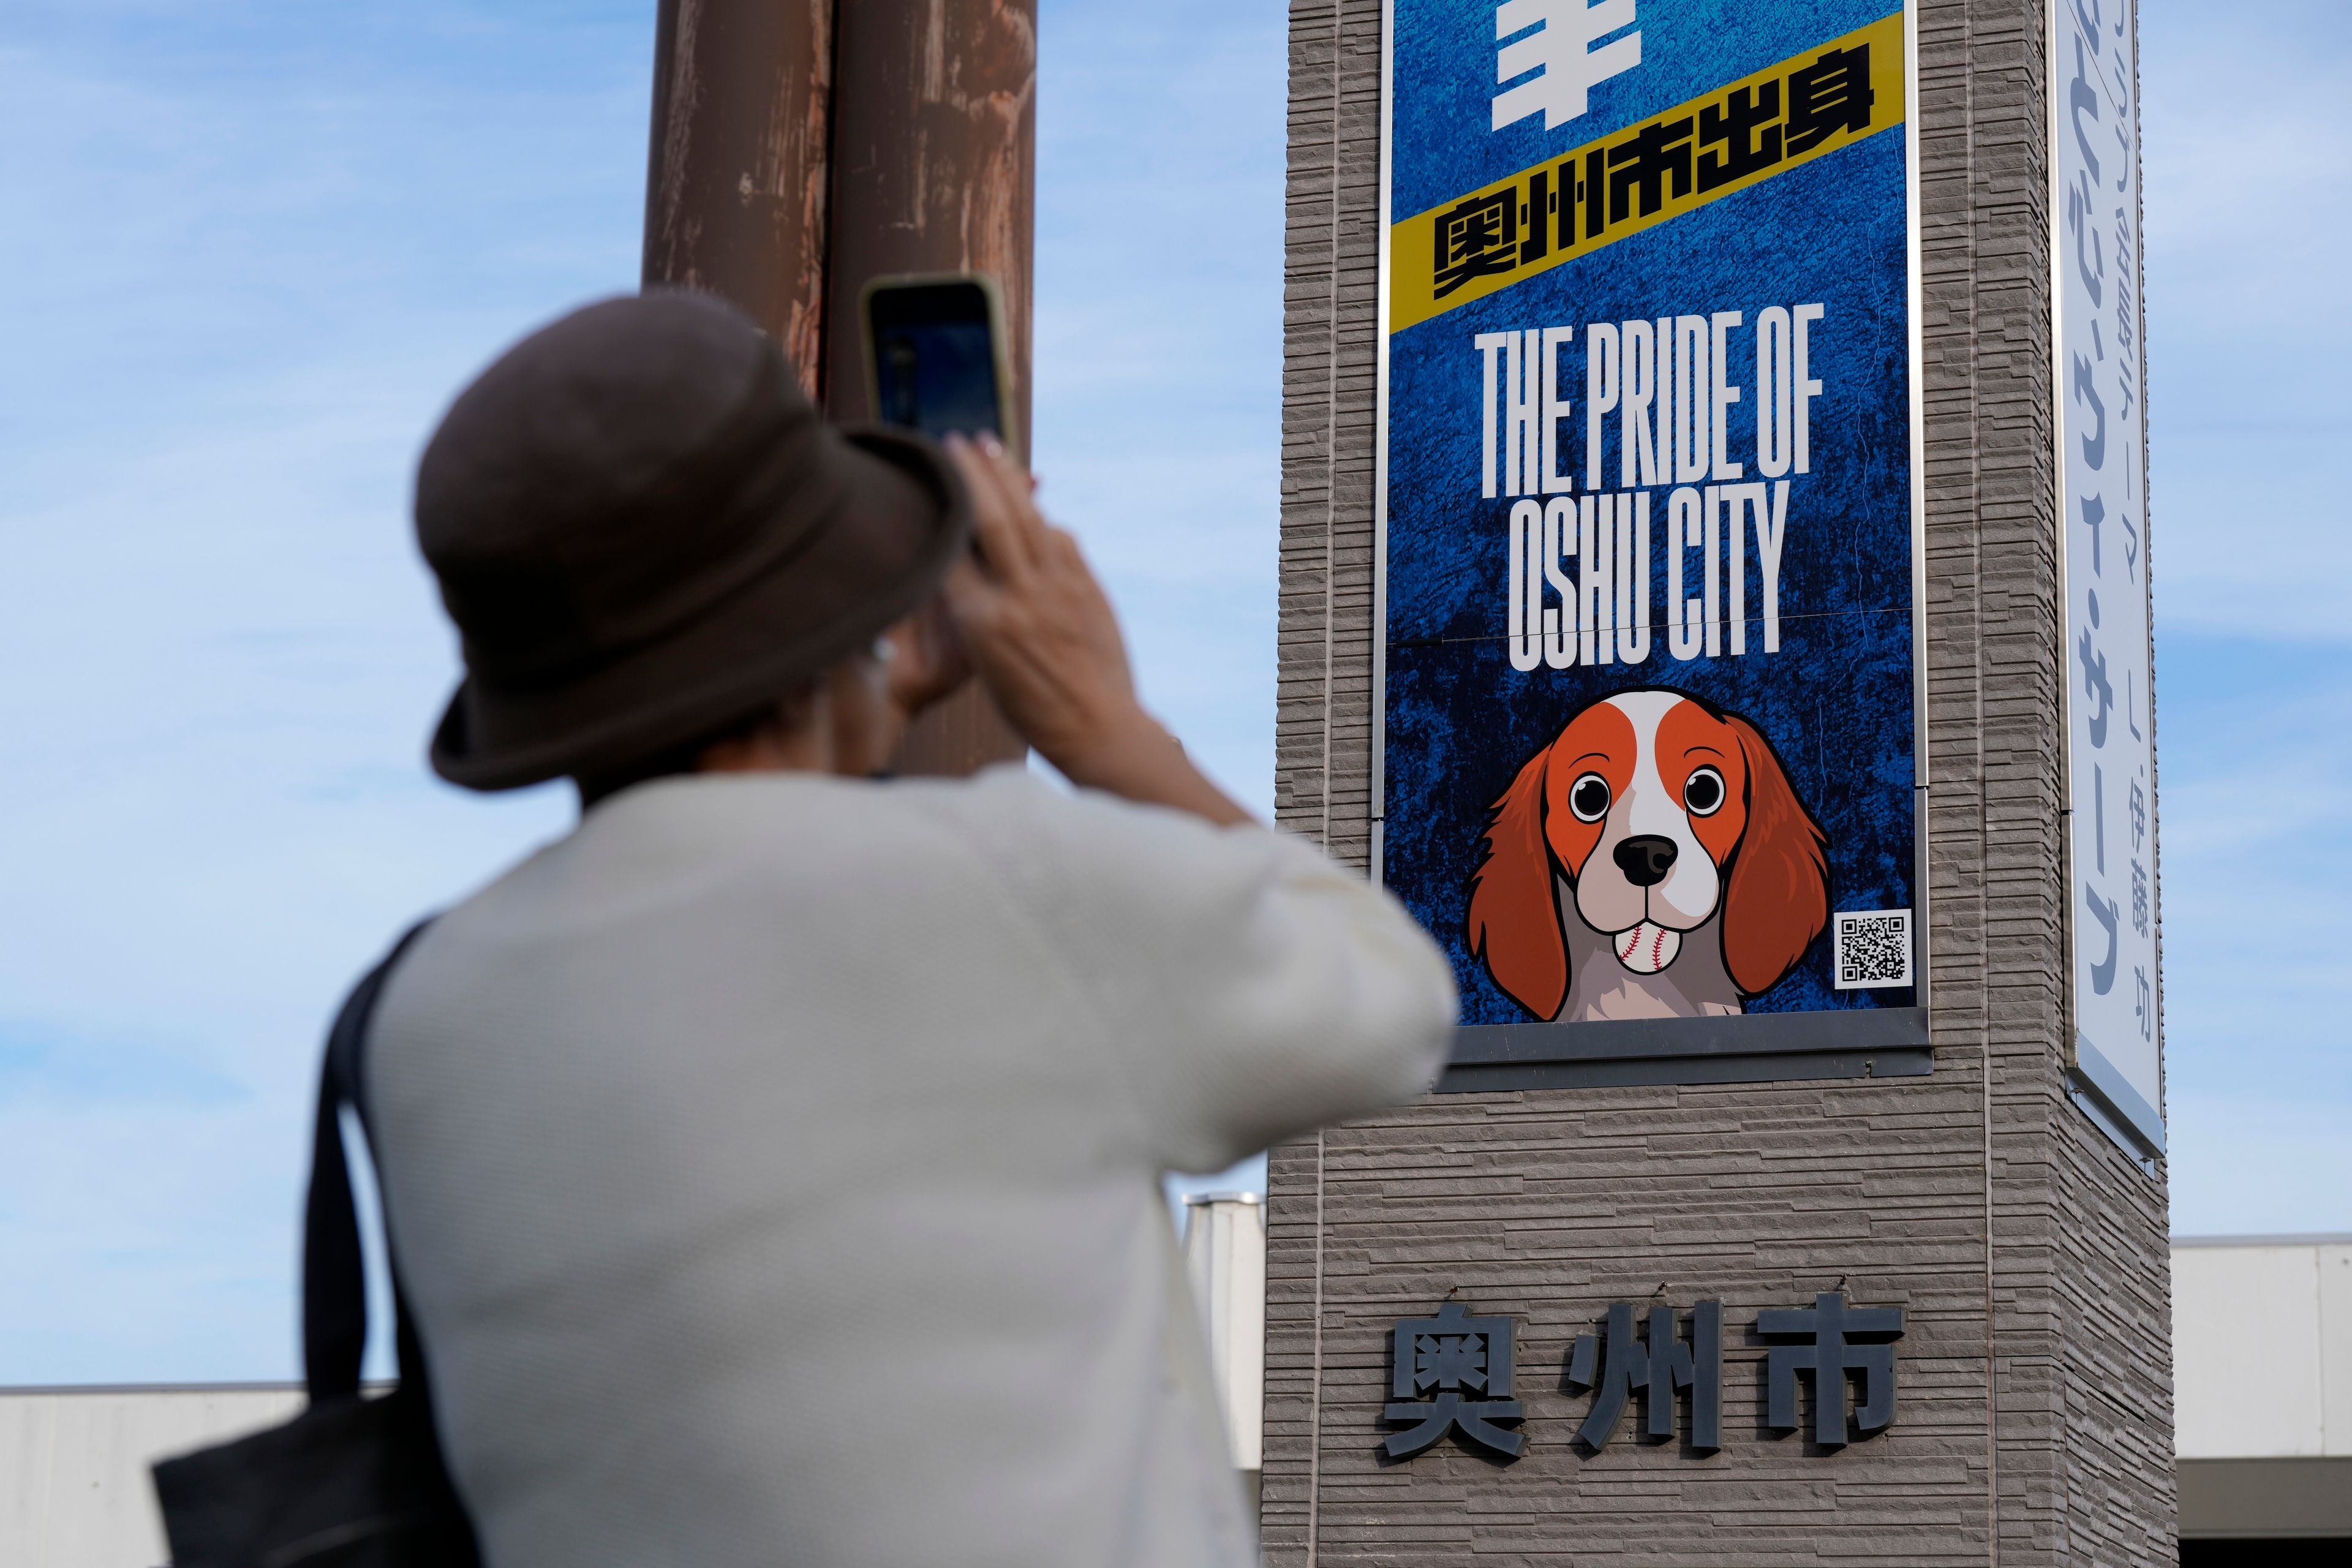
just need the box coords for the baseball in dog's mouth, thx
[1613,921,1683,974]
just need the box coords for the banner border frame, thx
[1371,1,1934,1069]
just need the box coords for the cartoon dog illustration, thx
[1466,688,1830,1021]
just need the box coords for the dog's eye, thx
[1684,766,1726,816]
[1568,773,1611,823]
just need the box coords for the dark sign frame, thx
[1370,1,1932,1090]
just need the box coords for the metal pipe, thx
[642,0,835,394]
[824,0,1037,774]
[642,0,1035,775]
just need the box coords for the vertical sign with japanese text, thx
[2057,0,2162,1154]
[1379,2,1923,1038]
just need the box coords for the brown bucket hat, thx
[415,290,970,791]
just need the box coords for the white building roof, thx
[2172,1234,2352,1460]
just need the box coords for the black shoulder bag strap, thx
[153,920,483,1568]
[302,919,434,1404]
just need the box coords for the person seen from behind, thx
[366,290,1457,1566]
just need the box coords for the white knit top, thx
[368,767,1455,1567]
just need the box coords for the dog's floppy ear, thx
[1466,744,1569,1020]
[1721,714,1830,996]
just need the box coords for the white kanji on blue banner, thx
[1493,0,1642,132]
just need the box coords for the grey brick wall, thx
[1274,0,1381,874]
[1265,2,2176,1562]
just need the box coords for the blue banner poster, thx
[1379,1,1921,1033]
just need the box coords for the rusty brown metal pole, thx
[823,0,1038,775]
[642,0,1036,776]
[642,0,835,395]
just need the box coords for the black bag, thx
[153,925,482,1567]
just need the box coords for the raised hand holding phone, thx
[940,436,1250,829]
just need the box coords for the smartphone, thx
[860,274,1016,448]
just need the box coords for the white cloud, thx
[0,5,627,1381]
[2142,0,2352,644]
[1,0,2342,1385]
[0,0,1294,1381]
[2168,1096,2352,1237]
[1032,1,1287,811]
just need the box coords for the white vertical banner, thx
[2057,0,2162,1157]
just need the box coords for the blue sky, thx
[0,1,2340,1383]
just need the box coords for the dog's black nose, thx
[1613,835,1678,888]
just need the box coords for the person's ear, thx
[883,596,972,718]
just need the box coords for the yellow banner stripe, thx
[1390,12,1905,335]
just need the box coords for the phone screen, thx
[865,280,1003,440]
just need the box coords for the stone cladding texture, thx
[1265,1,2176,1563]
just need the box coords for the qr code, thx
[1833,908,1914,989]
